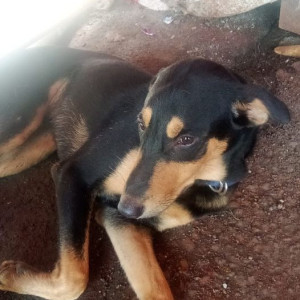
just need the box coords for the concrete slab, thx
[279,0,300,35]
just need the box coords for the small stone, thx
[143,0,277,17]
[248,276,255,284]
[138,0,169,11]
[105,32,125,42]
[211,244,220,251]
[292,61,300,72]
[179,238,195,252]
[276,69,289,81]
[247,185,257,192]
[261,183,270,191]
[198,275,210,285]
[269,206,276,211]
[222,283,228,289]
[188,290,198,298]
[180,259,189,271]
[163,16,174,24]
[289,141,299,148]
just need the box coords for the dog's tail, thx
[0,47,105,177]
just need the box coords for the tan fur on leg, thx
[0,239,89,300]
[103,214,174,300]
[155,203,194,232]
[0,130,56,178]
[0,104,48,155]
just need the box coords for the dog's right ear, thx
[232,84,290,127]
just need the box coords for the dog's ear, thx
[232,84,290,127]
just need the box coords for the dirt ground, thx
[0,1,300,299]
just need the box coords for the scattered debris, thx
[104,32,125,42]
[274,45,300,57]
[96,0,115,10]
[141,28,154,36]
[138,0,169,11]
[180,259,189,271]
[163,16,174,25]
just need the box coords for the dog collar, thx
[194,178,240,195]
[207,181,229,195]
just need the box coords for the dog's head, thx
[118,59,290,218]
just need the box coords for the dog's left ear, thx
[232,84,290,127]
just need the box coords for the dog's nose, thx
[118,195,144,219]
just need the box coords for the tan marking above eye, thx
[141,107,152,128]
[233,98,269,125]
[166,116,184,138]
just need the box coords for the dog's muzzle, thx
[118,195,144,219]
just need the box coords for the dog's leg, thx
[0,130,56,177]
[96,207,174,300]
[152,202,195,232]
[0,162,92,300]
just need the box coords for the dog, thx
[0,47,290,300]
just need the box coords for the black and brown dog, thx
[0,47,289,300]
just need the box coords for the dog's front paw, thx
[0,260,37,292]
[0,258,88,300]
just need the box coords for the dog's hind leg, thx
[0,77,69,178]
[0,160,92,300]
[0,127,56,177]
[97,207,174,300]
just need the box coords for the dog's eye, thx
[176,135,195,146]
